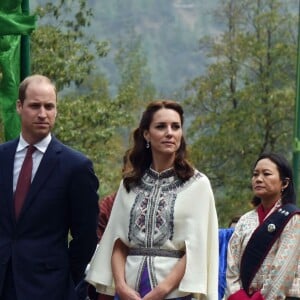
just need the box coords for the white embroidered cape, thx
[86,168,219,300]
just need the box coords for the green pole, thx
[293,0,300,205]
[21,0,31,80]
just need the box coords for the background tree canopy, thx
[184,0,298,225]
[0,0,298,227]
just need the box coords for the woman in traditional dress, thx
[225,153,300,300]
[86,100,219,300]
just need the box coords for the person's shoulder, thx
[101,192,117,205]
[180,169,212,193]
[0,138,18,151]
[52,137,89,161]
[237,209,256,225]
[192,169,211,183]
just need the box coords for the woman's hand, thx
[142,255,187,300]
[142,284,167,300]
[112,239,141,300]
[116,282,142,300]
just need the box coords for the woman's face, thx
[143,108,182,159]
[252,158,284,203]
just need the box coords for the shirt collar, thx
[17,134,52,154]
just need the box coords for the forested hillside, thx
[90,0,221,96]
[32,0,220,96]
[25,0,300,226]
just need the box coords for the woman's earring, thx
[146,141,150,149]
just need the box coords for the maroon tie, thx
[14,145,36,218]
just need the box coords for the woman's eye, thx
[172,124,181,130]
[156,124,165,129]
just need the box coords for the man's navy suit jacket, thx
[0,136,99,300]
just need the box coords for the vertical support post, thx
[20,0,31,80]
[293,0,300,204]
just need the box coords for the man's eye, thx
[45,105,55,110]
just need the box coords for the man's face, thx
[16,81,57,144]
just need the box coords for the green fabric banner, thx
[0,1,36,141]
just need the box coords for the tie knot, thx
[27,144,36,156]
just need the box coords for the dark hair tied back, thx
[251,152,296,206]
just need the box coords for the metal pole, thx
[20,0,31,80]
[293,0,300,205]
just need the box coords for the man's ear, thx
[16,100,22,115]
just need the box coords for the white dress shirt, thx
[13,134,52,193]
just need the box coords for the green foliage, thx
[30,0,122,195]
[185,0,297,227]
[29,0,156,196]
[54,76,130,195]
[0,115,4,142]
[31,0,109,91]
[82,0,219,96]
[1,0,297,225]
[115,31,156,128]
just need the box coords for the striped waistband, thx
[128,248,185,258]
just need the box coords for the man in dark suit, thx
[0,74,99,299]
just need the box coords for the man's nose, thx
[38,107,47,117]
